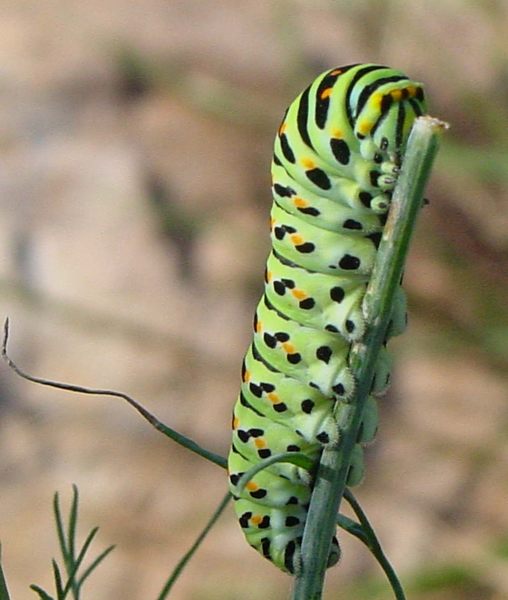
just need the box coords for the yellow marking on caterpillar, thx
[358,120,372,135]
[293,197,308,208]
[391,89,402,101]
[233,417,240,429]
[331,128,342,138]
[282,342,296,354]
[254,438,266,449]
[251,515,263,525]
[246,481,258,491]
[320,87,333,100]
[279,122,287,136]
[301,157,315,169]
[256,320,263,333]
[290,233,304,246]
[243,370,251,382]
[406,85,416,97]
[330,68,342,76]
[266,270,273,282]
[270,217,276,229]
[291,289,307,300]
[267,392,280,404]
[371,92,383,110]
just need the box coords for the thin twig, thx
[336,513,369,545]
[156,493,231,600]
[343,489,406,600]
[0,545,11,600]
[1,318,227,470]
[234,451,314,496]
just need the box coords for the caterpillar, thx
[228,63,426,574]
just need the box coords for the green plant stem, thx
[336,513,369,545]
[1,319,226,470]
[292,116,447,600]
[0,546,11,600]
[235,451,314,495]
[156,493,231,600]
[343,489,405,600]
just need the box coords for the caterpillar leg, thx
[371,346,394,396]
[356,395,379,444]
[386,285,407,338]
[346,445,365,487]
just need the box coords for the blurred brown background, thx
[0,1,507,599]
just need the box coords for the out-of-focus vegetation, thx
[0,1,506,599]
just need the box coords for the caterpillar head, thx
[352,70,426,166]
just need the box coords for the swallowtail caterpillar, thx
[228,63,426,574]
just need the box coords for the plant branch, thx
[292,116,448,600]
[234,451,315,496]
[0,546,11,600]
[156,493,231,600]
[1,318,227,470]
[343,489,406,600]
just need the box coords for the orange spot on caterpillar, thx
[267,392,279,404]
[293,197,308,208]
[246,481,258,491]
[233,417,240,429]
[279,122,287,136]
[243,370,251,382]
[320,87,333,100]
[330,69,342,76]
[282,341,295,354]
[266,270,273,282]
[256,320,263,333]
[331,128,342,138]
[290,233,304,245]
[251,515,263,525]
[301,157,315,169]
[254,438,266,449]
[291,289,306,300]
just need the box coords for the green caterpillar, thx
[228,63,426,574]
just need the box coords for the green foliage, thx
[30,486,115,600]
[0,547,11,600]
